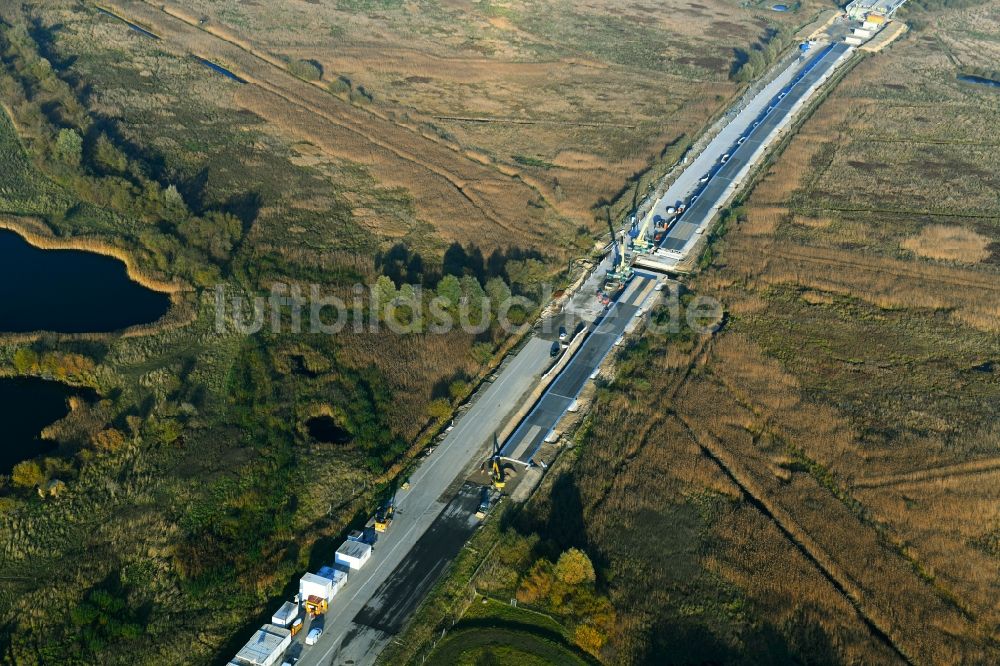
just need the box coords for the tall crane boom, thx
[606,214,622,270]
[632,207,657,253]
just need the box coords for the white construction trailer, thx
[233,624,291,666]
[335,540,372,570]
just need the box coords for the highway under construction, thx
[258,36,858,666]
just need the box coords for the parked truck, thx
[373,499,395,532]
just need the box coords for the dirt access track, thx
[98,0,565,251]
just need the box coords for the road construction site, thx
[228,34,861,666]
[625,41,854,274]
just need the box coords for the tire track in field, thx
[672,411,914,666]
[852,457,1000,490]
[153,4,531,239]
[768,245,999,292]
[600,334,912,662]
[668,339,994,663]
[236,77,524,238]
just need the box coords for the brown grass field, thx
[702,3,999,648]
[106,0,827,233]
[99,0,568,253]
[662,3,1000,661]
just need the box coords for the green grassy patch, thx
[425,626,591,666]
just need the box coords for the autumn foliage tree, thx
[11,460,45,489]
[91,428,126,452]
[514,548,614,657]
[516,559,554,604]
[555,548,596,585]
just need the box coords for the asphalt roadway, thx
[659,42,851,253]
[502,275,658,462]
[296,337,551,666]
[649,43,850,256]
[295,275,658,665]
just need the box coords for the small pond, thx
[958,74,1000,90]
[0,229,171,333]
[0,378,83,474]
[306,416,353,444]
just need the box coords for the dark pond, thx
[306,416,352,444]
[0,229,170,333]
[772,4,789,10]
[958,74,1000,90]
[0,378,83,474]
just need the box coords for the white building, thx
[299,572,334,601]
[270,600,299,628]
[335,540,373,570]
[234,624,291,666]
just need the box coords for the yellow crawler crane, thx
[632,207,656,254]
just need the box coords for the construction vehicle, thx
[290,617,303,637]
[374,498,395,533]
[631,208,657,254]
[487,433,506,490]
[599,214,633,304]
[475,487,491,520]
[304,595,328,617]
[483,433,533,491]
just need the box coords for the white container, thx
[299,572,334,601]
[336,540,373,570]
[234,624,291,666]
[271,600,298,627]
[317,565,348,597]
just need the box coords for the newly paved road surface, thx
[327,483,484,664]
[660,42,851,253]
[502,275,658,462]
[648,50,812,232]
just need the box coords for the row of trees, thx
[375,241,544,290]
[13,348,96,382]
[732,26,795,83]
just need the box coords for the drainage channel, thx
[95,7,160,39]
[192,56,247,83]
